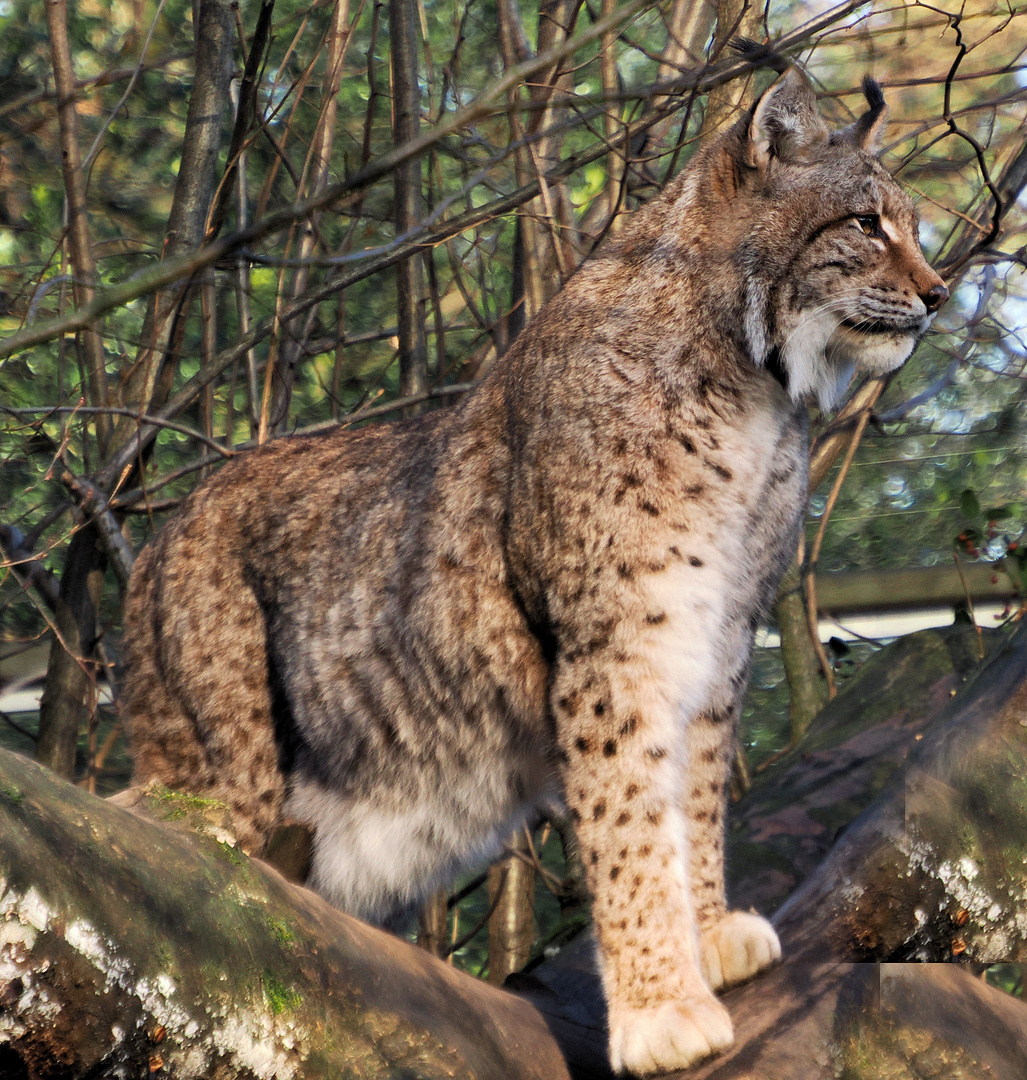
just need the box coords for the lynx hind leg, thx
[122,526,285,853]
[684,708,780,991]
[121,542,216,794]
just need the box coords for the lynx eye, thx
[854,214,882,238]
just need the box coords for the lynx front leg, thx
[683,707,780,992]
[553,659,732,1076]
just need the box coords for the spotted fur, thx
[122,67,945,1075]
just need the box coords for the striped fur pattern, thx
[122,67,945,1075]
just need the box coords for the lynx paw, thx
[609,995,733,1076]
[699,910,781,991]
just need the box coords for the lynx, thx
[122,67,946,1074]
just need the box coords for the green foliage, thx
[986,963,1023,997]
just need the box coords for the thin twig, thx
[443,868,508,958]
[952,552,986,660]
[3,406,236,459]
[60,472,136,592]
[804,406,874,698]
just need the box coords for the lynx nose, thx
[921,281,949,314]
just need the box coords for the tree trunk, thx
[34,523,107,780]
[417,887,450,958]
[269,0,352,432]
[0,750,569,1080]
[632,0,718,154]
[44,0,109,456]
[509,0,584,316]
[390,0,429,413]
[774,556,827,742]
[41,0,236,754]
[487,830,536,985]
[699,0,761,137]
[111,0,234,451]
[687,962,1027,1080]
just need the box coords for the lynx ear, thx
[746,66,828,169]
[842,75,888,154]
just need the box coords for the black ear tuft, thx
[850,75,888,154]
[729,36,762,57]
[861,75,885,114]
[729,38,788,74]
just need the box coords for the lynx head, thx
[722,66,948,409]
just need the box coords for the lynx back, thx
[122,67,945,1075]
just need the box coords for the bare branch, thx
[59,472,135,594]
[44,0,110,453]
